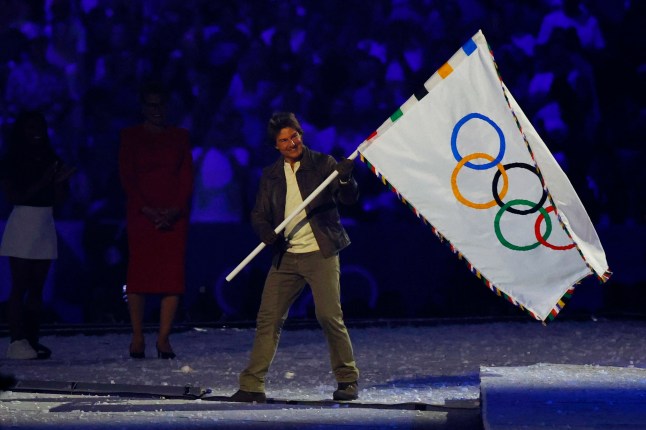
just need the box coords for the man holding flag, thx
[230,112,360,402]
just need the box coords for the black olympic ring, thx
[491,162,548,215]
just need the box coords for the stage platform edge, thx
[480,363,646,429]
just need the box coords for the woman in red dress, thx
[119,82,193,359]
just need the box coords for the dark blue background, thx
[0,0,644,324]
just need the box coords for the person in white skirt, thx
[0,111,75,359]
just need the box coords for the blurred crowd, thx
[0,0,644,225]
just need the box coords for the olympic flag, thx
[358,30,610,321]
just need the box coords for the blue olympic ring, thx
[451,113,506,170]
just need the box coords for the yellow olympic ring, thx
[451,152,509,209]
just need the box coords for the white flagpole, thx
[225,144,367,282]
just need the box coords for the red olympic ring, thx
[534,206,576,251]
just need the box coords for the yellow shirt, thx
[284,161,319,253]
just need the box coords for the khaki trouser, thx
[239,250,359,393]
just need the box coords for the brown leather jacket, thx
[250,146,358,258]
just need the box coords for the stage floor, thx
[1,317,645,429]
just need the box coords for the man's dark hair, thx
[267,112,304,142]
[139,80,169,104]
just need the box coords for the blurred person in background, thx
[0,111,75,359]
[119,81,193,360]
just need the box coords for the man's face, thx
[275,127,303,164]
[141,93,167,127]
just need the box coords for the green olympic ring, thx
[494,199,552,251]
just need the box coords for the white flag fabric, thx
[358,30,610,321]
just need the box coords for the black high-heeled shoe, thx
[156,344,176,359]
[129,343,145,359]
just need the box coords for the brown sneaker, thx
[333,381,359,401]
[229,389,267,403]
